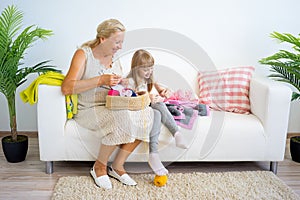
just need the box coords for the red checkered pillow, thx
[197,66,255,114]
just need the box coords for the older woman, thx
[61,19,153,189]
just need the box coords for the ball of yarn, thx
[153,175,168,187]
[108,89,120,96]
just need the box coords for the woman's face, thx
[101,31,124,55]
[137,66,154,79]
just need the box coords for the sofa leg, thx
[270,161,278,174]
[46,161,54,174]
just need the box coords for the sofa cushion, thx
[197,66,255,114]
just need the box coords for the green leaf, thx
[292,92,300,101]
[259,31,300,102]
[0,5,60,135]
[271,32,300,49]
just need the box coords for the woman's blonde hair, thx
[81,19,125,48]
[128,49,154,92]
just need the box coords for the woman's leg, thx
[106,140,141,186]
[148,109,168,175]
[151,102,187,149]
[111,139,141,175]
[94,144,117,177]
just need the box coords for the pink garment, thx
[166,100,198,130]
[175,107,198,130]
[165,89,193,101]
[165,98,210,130]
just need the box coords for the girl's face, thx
[101,31,124,55]
[137,66,154,79]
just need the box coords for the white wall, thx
[1,0,299,132]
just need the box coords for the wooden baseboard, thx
[287,133,300,138]
[0,131,299,139]
[0,131,38,138]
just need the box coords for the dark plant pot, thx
[1,135,28,163]
[290,136,300,163]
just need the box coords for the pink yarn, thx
[108,89,120,96]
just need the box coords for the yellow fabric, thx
[20,71,77,119]
[65,94,78,119]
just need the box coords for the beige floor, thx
[0,133,299,199]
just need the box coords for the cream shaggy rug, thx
[52,171,299,200]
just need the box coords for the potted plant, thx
[0,5,59,162]
[290,136,300,162]
[259,31,300,163]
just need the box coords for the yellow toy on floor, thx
[153,175,168,187]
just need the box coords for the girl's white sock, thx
[148,153,168,176]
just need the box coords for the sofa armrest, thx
[249,75,292,159]
[37,85,67,160]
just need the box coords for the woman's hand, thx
[99,74,122,87]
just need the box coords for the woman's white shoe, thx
[90,166,112,189]
[108,166,137,186]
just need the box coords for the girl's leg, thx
[149,109,168,175]
[151,102,178,134]
[112,139,141,175]
[151,102,187,149]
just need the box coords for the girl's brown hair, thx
[128,49,154,92]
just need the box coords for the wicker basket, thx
[105,92,151,110]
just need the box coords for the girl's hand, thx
[159,88,172,99]
[120,78,129,88]
[150,94,165,103]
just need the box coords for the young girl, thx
[125,49,188,175]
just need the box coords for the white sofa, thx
[37,58,292,175]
